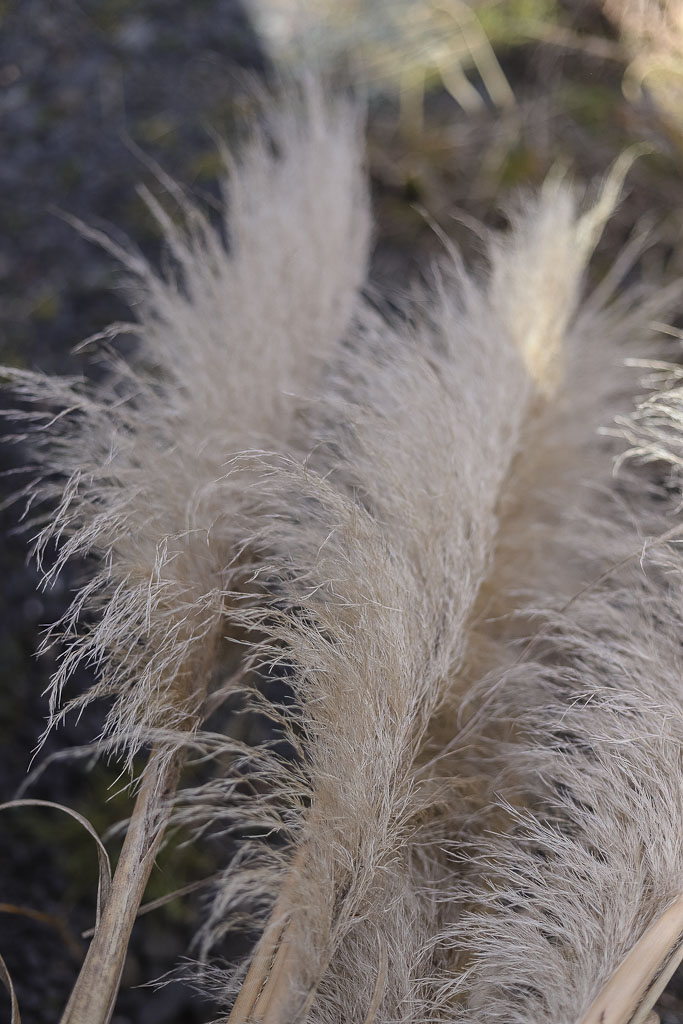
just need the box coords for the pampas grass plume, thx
[5,80,370,770]
[5,65,683,1024]
[3,79,370,1024]
[191,162,658,1024]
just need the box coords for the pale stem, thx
[59,749,181,1024]
[579,895,683,1024]
[226,846,334,1024]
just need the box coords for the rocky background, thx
[2,1,683,1021]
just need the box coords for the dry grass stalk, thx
[578,896,683,1024]
[59,751,180,1024]
[226,848,309,1023]
[0,953,20,1024]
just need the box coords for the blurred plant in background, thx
[605,0,683,146]
[254,0,521,116]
